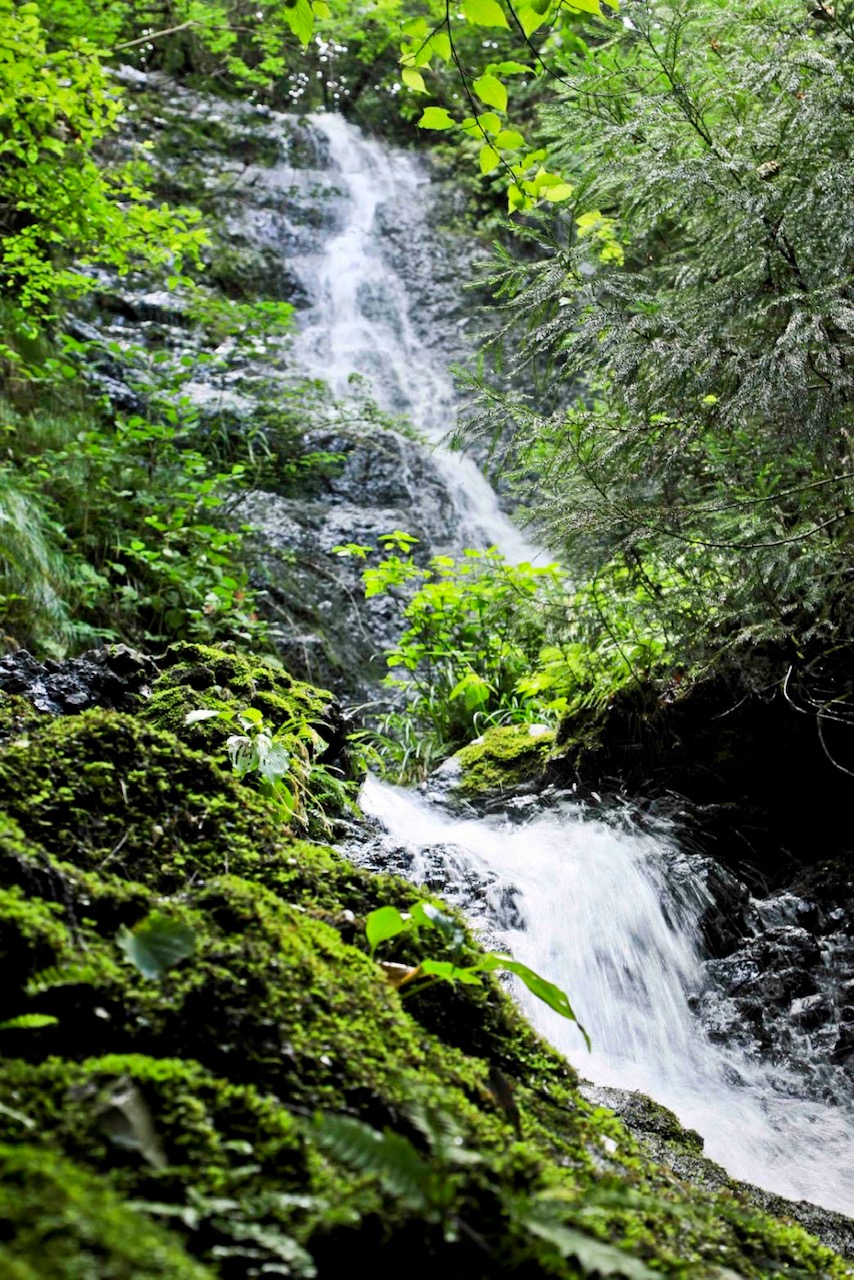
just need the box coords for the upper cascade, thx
[288,112,544,565]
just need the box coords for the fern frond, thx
[307,1113,437,1212]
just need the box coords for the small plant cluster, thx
[364,900,589,1047]
[189,703,354,834]
[338,534,679,777]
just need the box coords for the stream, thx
[288,113,854,1217]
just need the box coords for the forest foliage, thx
[2,0,854,769]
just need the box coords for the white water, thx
[289,114,854,1216]
[361,776,854,1215]
[290,113,542,563]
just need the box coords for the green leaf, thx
[508,182,527,212]
[495,129,525,148]
[480,954,591,1047]
[418,106,455,131]
[308,1113,435,1211]
[117,912,196,980]
[566,0,603,13]
[473,74,508,112]
[542,182,574,202]
[517,2,550,35]
[491,60,533,75]
[420,959,483,985]
[366,905,408,954]
[410,901,465,949]
[462,0,510,26]
[428,31,451,61]
[526,1219,656,1278]
[480,144,501,174]
[284,0,314,45]
[477,111,502,135]
[401,66,427,93]
[0,1013,58,1031]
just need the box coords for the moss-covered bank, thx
[0,644,850,1278]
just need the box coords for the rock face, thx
[237,427,465,697]
[0,646,158,717]
[73,74,503,704]
[0,644,851,1277]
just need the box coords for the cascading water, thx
[289,113,542,564]
[290,113,854,1217]
[359,778,854,1215]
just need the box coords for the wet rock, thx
[831,1022,854,1064]
[0,646,158,718]
[580,1083,854,1258]
[791,993,832,1030]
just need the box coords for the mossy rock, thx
[0,655,849,1277]
[451,723,555,797]
[141,641,343,759]
[0,1142,212,1279]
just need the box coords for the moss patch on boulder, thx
[0,647,849,1278]
[452,723,555,796]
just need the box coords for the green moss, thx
[0,692,47,745]
[142,642,335,750]
[0,656,849,1277]
[453,723,555,796]
[0,1142,212,1279]
[0,708,285,891]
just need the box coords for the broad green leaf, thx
[566,0,603,13]
[410,901,465,949]
[462,0,510,27]
[311,0,330,16]
[517,3,550,35]
[238,706,264,726]
[495,129,525,149]
[481,954,590,1047]
[428,31,451,61]
[420,959,483,985]
[402,66,427,93]
[366,905,408,954]
[477,111,501,135]
[283,0,313,45]
[479,144,501,174]
[543,183,574,202]
[491,60,533,75]
[418,106,455,131]
[117,912,196,980]
[473,74,508,112]
[508,182,527,212]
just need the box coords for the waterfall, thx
[289,113,542,564]
[289,113,854,1217]
[360,777,854,1216]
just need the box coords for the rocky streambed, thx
[0,642,853,1278]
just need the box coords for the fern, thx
[0,468,77,655]
[307,1113,442,1214]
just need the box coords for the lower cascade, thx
[357,776,854,1216]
